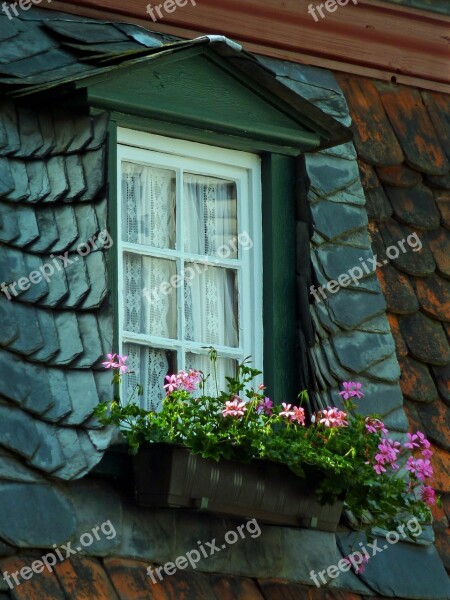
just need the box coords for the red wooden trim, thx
[39,0,450,92]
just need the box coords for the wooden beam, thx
[39,0,450,92]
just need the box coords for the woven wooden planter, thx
[133,444,343,531]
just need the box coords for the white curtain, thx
[122,166,238,409]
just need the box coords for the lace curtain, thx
[122,164,238,409]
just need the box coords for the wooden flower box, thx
[133,444,343,532]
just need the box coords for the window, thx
[117,129,263,409]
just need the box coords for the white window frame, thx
[117,128,263,388]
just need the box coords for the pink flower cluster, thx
[404,432,435,504]
[164,370,201,394]
[102,354,129,374]
[339,381,364,400]
[222,397,247,417]
[318,407,348,428]
[373,438,401,474]
[279,403,306,425]
[365,417,388,435]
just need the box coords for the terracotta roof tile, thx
[376,165,422,188]
[210,575,265,600]
[385,185,440,231]
[379,220,436,277]
[421,91,450,163]
[435,191,450,230]
[379,87,450,175]
[431,364,450,406]
[400,312,450,366]
[428,227,450,278]
[336,76,403,167]
[377,264,418,315]
[417,398,450,452]
[387,313,408,357]
[399,356,438,403]
[54,555,119,600]
[0,554,65,599]
[104,557,217,600]
[413,273,450,322]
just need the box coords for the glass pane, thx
[183,173,238,258]
[184,264,238,347]
[123,343,175,411]
[122,162,176,249]
[123,252,176,339]
[185,353,237,397]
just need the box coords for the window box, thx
[133,443,344,532]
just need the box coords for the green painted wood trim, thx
[106,118,120,358]
[104,110,302,156]
[261,154,298,403]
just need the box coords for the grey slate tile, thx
[36,258,69,308]
[62,370,102,425]
[28,206,59,252]
[305,153,361,199]
[311,200,368,241]
[0,352,55,412]
[66,114,93,153]
[0,244,26,289]
[0,482,76,546]
[51,108,77,154]
[44,155,69,202]
[26,159,51,202]
[0,28,58,65]
[0,158,14,196]
[320,141,357,161]
[42,368,72,422]
[79,147,106,201]
[29,309,60,363]
[0,448,45,483]
[337,531,450,600]
[0,113,8,151]
[0,298,19,346]
[78,430,105,472]
[44,20,129,43]
[0,201,18,242]
[71,203,99,252]
[53,429,90,480]
[332,330,396,374]
[316,244,375,283]
[51,205,79,253]
[362,352,402,383]
[28,421,66,473]
[3,301,44,355]
[357,314,391,334]
[333,228,372,249]
[15,107,44,157]
[81,251,108,310]
[327,287,386,330]
[0,100,20,155]
[51,312,83,365]
[115,22,164,47]
[86,112,109,150]
[64,154,87,201]
[5,159,29,201]
[71,313,103,368]
[13,205,39,246]
[0,48,78,78]
[94,197,107,231]
[337,378,404,417]
[35,110,56,157]
[0,14,22,42]
[0,403,40,459]
[383,407,409,432]
[61,254,90,308]
[321,339,354,382]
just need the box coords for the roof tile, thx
[413,273,450,322]
[377,263,418,314]
[379,220,436,276]
[417,399,450,452]
[400,312,450,366]
[364,185,393,221]
[399,356,438,403]
[336,76,404,167]
[431,364,450,406]
[376,164,422,188]
[210,575,265,600]
[435,190,450,230]
[379,87,449,175]
[385,184,440,231]
[0,554,66,599]
[55,555,119,600]
[387,313,408,357]
[428,227,450,279]
[421,91,450,163]
[358,158,379,190]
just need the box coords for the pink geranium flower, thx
[116,354,129,374]
[102,353,119,369]
[256,397,273,416]
[290,406,306,426]
[419,486,436,506]
[319,407,348,428]
[222,398,247,418]
[365,417,388,436]
[339,381,364,400]
[415,458,433,481]
[279,403,295,418]
[404,433,421,450]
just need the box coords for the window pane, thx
[123,343,175,410]
[124,252,176,339]
[186,353,237,397]
[183,173,238,257]
[122,162,176,249]
[184,264,238,347]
